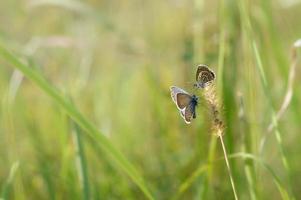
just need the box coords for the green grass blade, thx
[1,161,19,200]
[238,96,258,200]
[252,38,293,197]
[0,45,154,200]
[71,121,91,200]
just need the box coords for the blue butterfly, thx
[194,64,215,88]
[170,86,198,124]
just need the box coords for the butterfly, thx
[170,86,198,124]
[194,64,215,88]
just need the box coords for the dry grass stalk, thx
[203,82,238,200]
[267,41,300,132]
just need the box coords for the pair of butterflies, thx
[170,65,215,124]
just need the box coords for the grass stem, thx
[219,135,238,200]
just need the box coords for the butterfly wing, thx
[195,65,215,88]
[170,86,192,110]
[176,93,193,109]
[182,100,197,124]
[196,65,209,81]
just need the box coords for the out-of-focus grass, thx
[0,0,301,199]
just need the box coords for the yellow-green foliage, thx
[0,0,301,199]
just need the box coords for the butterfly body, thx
[187,94,198,119]
[170,86,198,124]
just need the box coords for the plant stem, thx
[219,134,238,200]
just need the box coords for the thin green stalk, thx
[238,95,257,200]
[201,135,217,199]
[252,42,289,169]
[172,164,208,200]
[0,44,154,200]
[72,121,91,200]
[207,135,217,182]
[192,0,204,62]
[217,0,225,93]
[2,93,26,200]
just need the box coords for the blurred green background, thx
[0,0,301,199]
